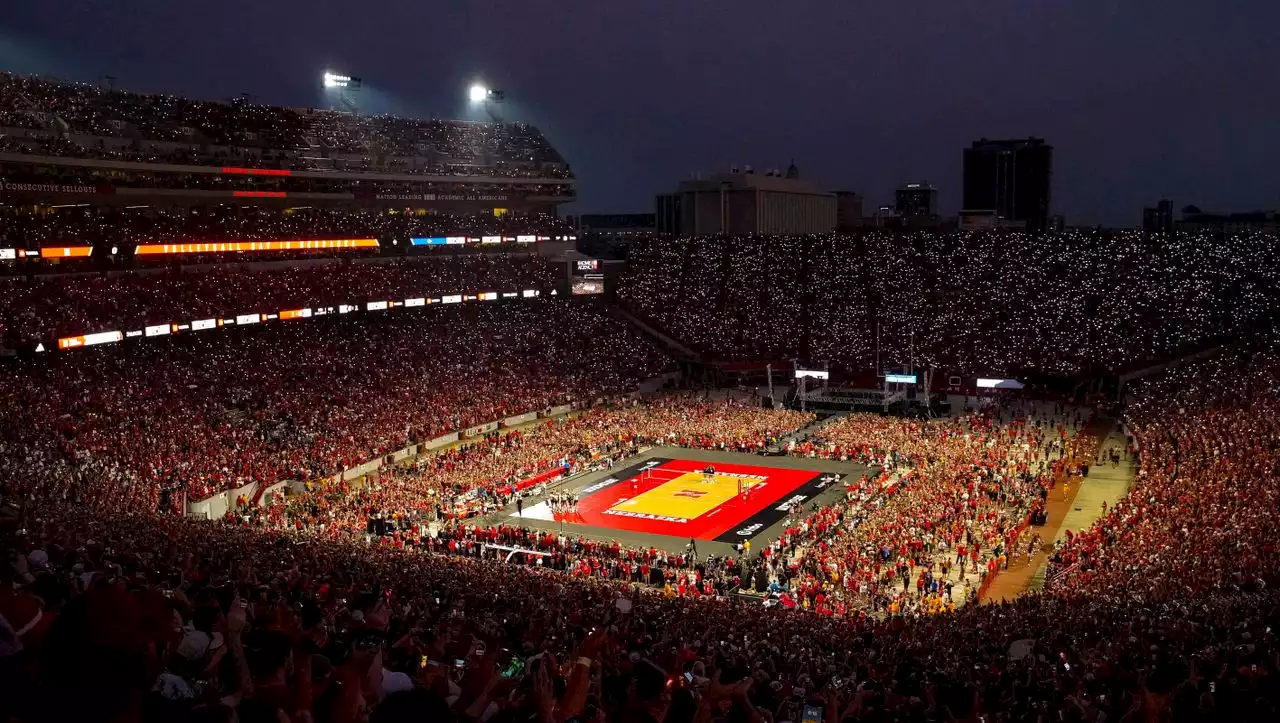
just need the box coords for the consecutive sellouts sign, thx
[134,239,379,255]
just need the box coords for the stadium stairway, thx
[784,412,848,446]
[607,302,701,362]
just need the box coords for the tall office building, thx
[895,182,938,218]
[834,191,864,231]
[962,138,1053,232]
[1142,199,1174,232]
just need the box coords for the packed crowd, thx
[618,231,1280,374]
[243,398,813,533]
[0,71,571,177]
[0,301,672,509]
[6,354,1279,721]
[770,403,1094,617]
[1049,351,1280,598]
[247,400,1070,621]
[0,206,572,250]
[0,159,576,199]
[1,253,560,343]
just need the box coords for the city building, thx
[895,182,938,218]
[1176,205,1280,233]
[834,191,864,232]
[872,205,898,228]
[1142,199,1175,232]
[958,209,1025,231]
[576,213,656,238]
[962,137,1053,232]
[655,163,835,235]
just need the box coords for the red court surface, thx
[571,458,824,541]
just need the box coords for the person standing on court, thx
[517,496,523,517]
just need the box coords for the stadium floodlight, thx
[323,71,353,89]
[469,84,489,103]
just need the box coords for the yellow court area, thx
[609,471,762,520]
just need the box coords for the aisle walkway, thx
[980,420,1134,602]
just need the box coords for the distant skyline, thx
[4,0,1279,225]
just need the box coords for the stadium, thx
[0,68,1278,723]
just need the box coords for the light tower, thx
[467,82,506,122]
[322,71,363,114]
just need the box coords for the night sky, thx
[4,0,1279,226]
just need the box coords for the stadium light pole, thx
[322,70,362,114]
[468,82,506,122]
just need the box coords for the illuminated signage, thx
[446,237,466,245]
[794,369,830,380]
[135,239,379,255]
[517,235,536,243]
[221,167,292,177]
[0,249,15,260]
[481,236,501,244]
[56,280,554,351]
[58,330,123,349]
[885,374,917,384]
[41,246,93,258]
[410,237,448,246]
[976,378,1025,389]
